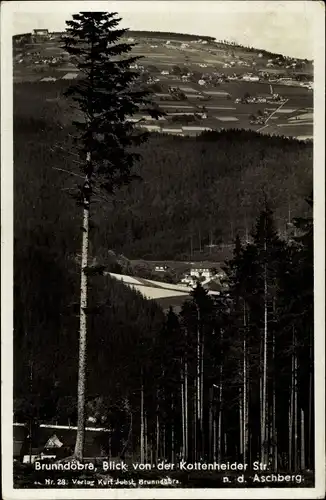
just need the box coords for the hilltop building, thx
[33,29,49,37]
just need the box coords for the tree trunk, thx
[28,360,33,464]
[244,214,249,242]
[289,347,294,470]
[294,339,298,471]
[156,413,160,462]
[272,331,277,470]
[140,373,145,463]
[261,262,268,464]
[193,378,197,461]
[184,338,188,461]
[208,387,213,460]
[74,162,91,460]
[194,306,201,461]
[144,411,148,463]
[260,356,263,453]
[213,413,217,461]
[120,399,133,459]
[171,395,175,463]
[239,387,243,458]
[217,332,223,463]
[196,307,201,453]
[181,366,186,460]
[269,407,273,465]
[156,388,160,462]
[200,327,204,458]
[259,330,263,459]
[217,383,222,463]
[300,409,305,471]
[163,424,166,460]
[243,302,248,464]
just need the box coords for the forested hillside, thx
[14,202,314,478]
[13,77,314,479]
[14,83,312,261]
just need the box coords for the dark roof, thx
[203,280,223,292]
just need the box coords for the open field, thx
[13,78,313,140]
[13,31,313,139]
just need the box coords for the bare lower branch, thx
[53,167,84,179]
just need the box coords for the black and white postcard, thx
[1,1,325,498]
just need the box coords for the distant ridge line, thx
[126,30,215,42]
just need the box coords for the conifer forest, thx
[12,11,314,489]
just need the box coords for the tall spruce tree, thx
[278,192,314,470]
[62,11,163,460]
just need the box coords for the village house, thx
[180,274,197,286]
[139,124,161,132]
[14,423,112,463]
[32,29,49,38]
[154,265,169,272]
[180,266,226,288]
[190,267,215,280]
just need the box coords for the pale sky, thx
[6,1,323,59]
